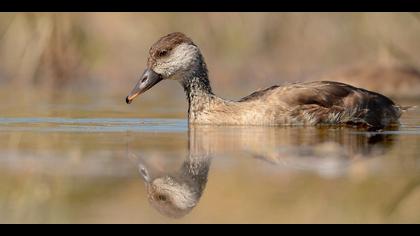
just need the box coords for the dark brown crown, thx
[147,32,195,67]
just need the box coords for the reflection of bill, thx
[129,125,396,218]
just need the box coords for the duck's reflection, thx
[132,128,212,218]
[130,125,397,218]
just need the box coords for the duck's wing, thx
[291,81,402,128]
[240,81,402,128]
[280,81,357,107]
[240,81,365,106]
[238,85,281,102]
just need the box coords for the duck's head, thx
[126,32,201,104]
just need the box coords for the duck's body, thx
[126,32,407,130]
[185,78,402,129]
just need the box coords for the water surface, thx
[0,108,419,223]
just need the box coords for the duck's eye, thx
[157,194,167,202]
[157,50,168,57]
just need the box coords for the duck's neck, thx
[180,56,215,117]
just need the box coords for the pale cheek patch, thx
[153,43,199,79]
[151,178,196,210]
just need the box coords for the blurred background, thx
[1,12,420,119]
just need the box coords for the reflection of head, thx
[146,176,198,218]
[139,155,210,218]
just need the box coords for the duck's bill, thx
[126,69,163,104]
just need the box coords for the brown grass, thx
[1,13,420,98]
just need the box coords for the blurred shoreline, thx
[1,13,420,104]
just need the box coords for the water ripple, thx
[0,118,188,133]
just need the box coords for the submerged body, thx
[126,32,407,130]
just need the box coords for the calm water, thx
[0,99,420,223]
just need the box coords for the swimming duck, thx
[126,32,408,130]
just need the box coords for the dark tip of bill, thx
[126,96,132,104]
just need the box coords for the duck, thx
[126,32,410,130]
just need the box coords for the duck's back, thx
[238,81,403,129]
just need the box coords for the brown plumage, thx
[126,32,409,130]
[147,32,194,69]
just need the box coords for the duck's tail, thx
[395,105,417,112]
